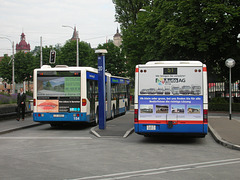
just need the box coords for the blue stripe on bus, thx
[134,124,208,134]
[33,112,90,122]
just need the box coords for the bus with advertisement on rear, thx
[33,65,129,127]
[134,61,208,137]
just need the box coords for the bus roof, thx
[37,65,98,73]
[138,61,203,67]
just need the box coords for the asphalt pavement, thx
[0,111,240,151]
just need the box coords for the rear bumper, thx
[33,112,90,123]
[134,123,208,136]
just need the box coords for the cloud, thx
[0,0,117,56]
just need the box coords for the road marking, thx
[0,137,92,140]
[123,127,134,138]
[66,158,240,180]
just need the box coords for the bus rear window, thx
[37,71,81,97]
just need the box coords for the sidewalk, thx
[208,113,240,150]
[91,111,134,138]
[0,115,42,135]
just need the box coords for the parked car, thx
[156,87,164,94]
[148,88,157,94]
[191,85,201,95]
[180,86,191,94]
[171,86,180,95]
[164,86,171,95]
[140,89,148,94]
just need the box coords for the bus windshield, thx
[37,71,81,97]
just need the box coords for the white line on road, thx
[66,158,240,180]
[0,137,92,140]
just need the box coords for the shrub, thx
[0,93,32,104]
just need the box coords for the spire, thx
[71,26,80,41]
[114,27,121,38]
[113,27,122,47]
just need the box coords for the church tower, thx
[71,26,80,41]
[16,32,30,53]
[113,28,122,47]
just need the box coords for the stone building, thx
[113,28,122,47]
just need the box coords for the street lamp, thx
[62,25,79,67]
[0,37,15,94]
[139,9,148,12]
[225,58,236,120]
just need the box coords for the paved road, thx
[0,112,239,180]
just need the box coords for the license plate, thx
[147,125,156,130]
[53,114,64,118]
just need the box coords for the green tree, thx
[14,51,37,83]
[33,45,61,67]
[117,0,240,81]
[97,41,127,76]
[113,0,153,29]
[0,54,12,83]
[58,40,95,67]
[0,52,38,85]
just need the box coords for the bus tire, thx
[94,108,99,125]
[123,102,127,115]
[111,106,115,119]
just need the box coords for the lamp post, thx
[62,25,79,67]
[0,37,15,94]
[225,58,236,120]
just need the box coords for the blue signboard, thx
[87,71,98,80]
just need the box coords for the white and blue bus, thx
[134,61,208,137]
[33,65,129,126]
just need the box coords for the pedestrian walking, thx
[16,88,26,121]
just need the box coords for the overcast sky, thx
[0,0,118,56]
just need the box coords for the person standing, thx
[17,88,26,121]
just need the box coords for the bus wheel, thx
[111,107,115,119]
[95,109,99,125]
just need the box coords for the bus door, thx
[88,80,95,120]
[116,93,120,115]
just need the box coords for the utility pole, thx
[40,36,43,67]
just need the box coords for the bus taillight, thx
[134,109,138,122]
[203,109,208,123]
[33,99,36,106]
[82,99,87,106]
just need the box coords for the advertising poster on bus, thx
[138,66,203,121]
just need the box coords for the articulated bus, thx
[33,65,129,126]
[134,61,208,137]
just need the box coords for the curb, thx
[208,124,240,151]
[90,126,134,138]
[90,126,101,138]
[0,123,42,135]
